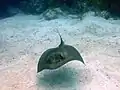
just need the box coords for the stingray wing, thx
[64,45,85,64]
[37,48,55,73]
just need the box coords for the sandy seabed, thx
[0,13,120,90]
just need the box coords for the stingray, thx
[37,31,85,73]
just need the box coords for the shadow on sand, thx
[36,65,92,90]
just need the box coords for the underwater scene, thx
[0,0,120,90]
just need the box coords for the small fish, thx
[37,31,85,73]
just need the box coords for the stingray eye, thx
[60,53,65,59]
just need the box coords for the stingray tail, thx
[56,29,64,47]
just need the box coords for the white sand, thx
[0,13,120,90]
